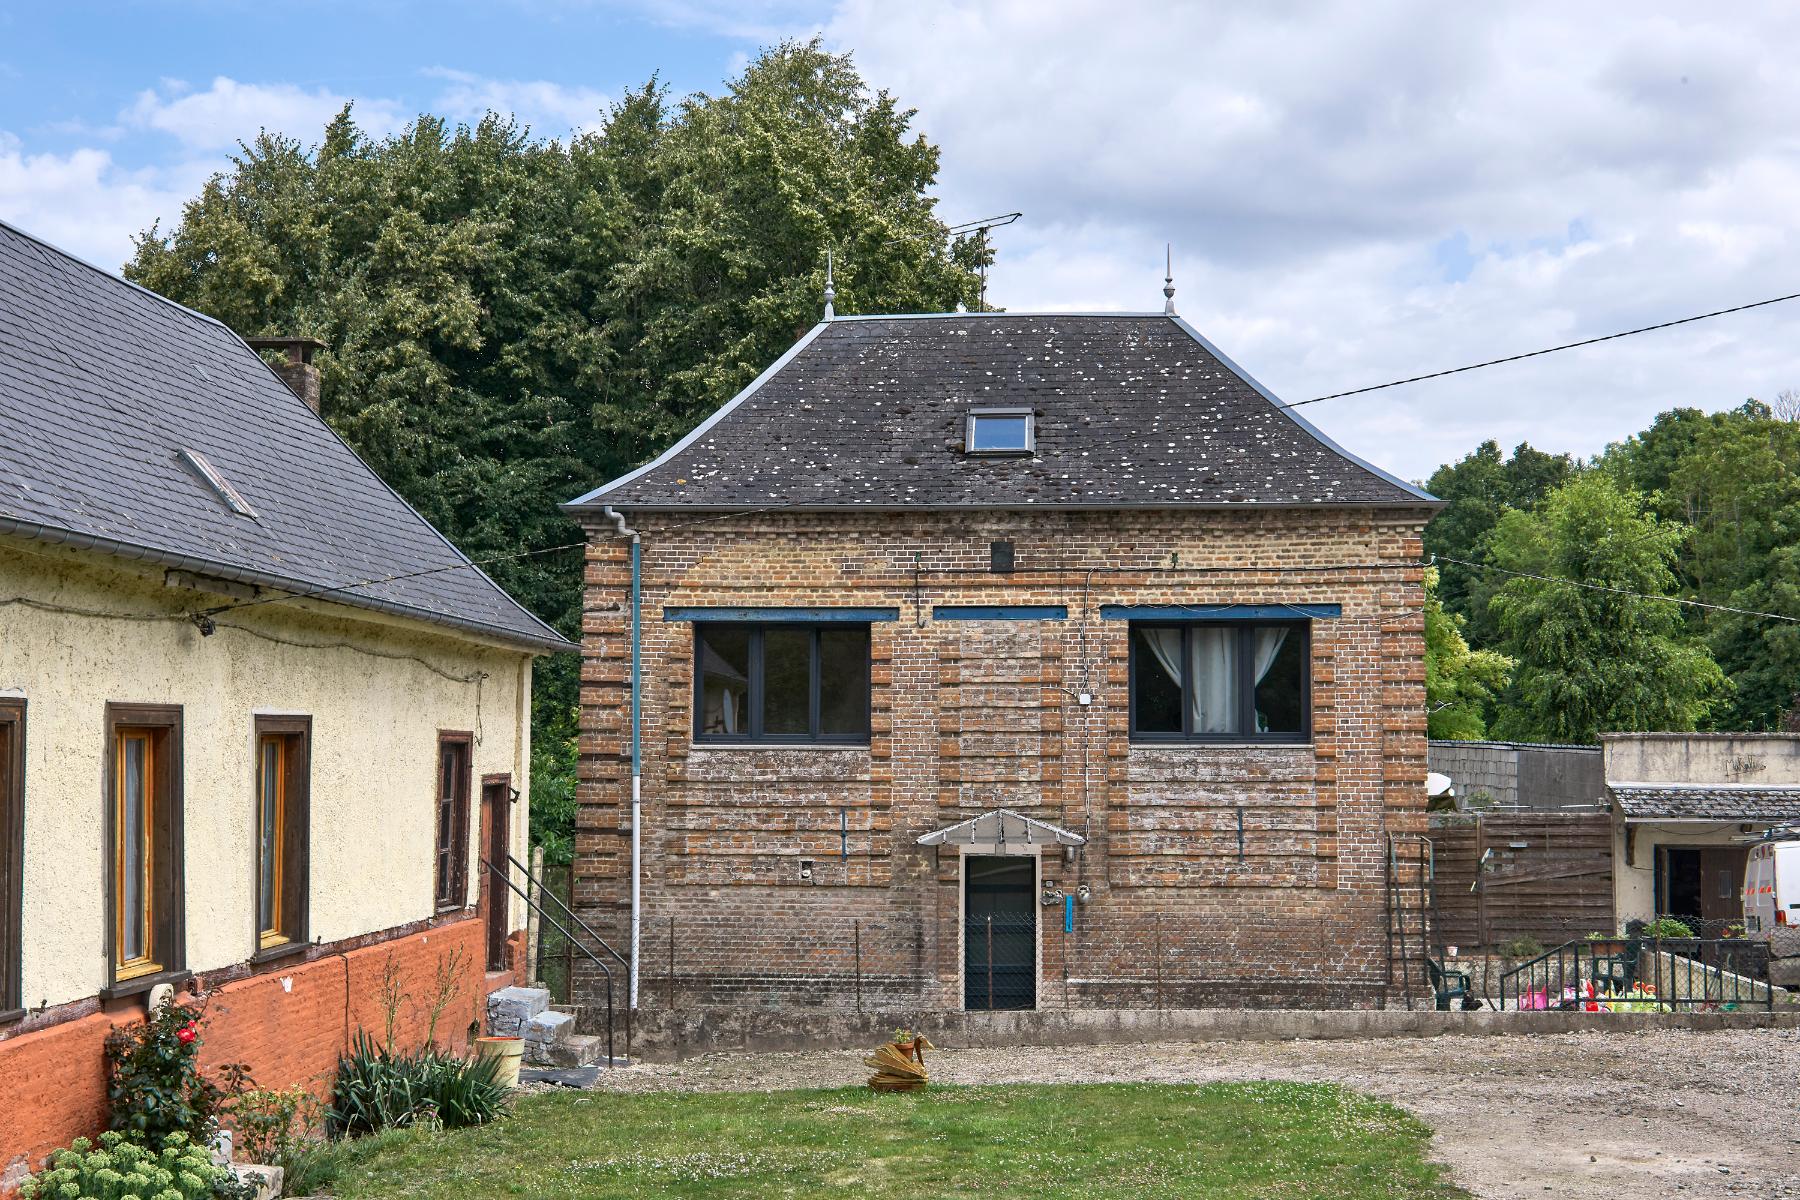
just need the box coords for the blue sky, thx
[5,3,1800,479]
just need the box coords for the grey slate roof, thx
[0,219,569,652]
[568,312,1436,512]
[1611,785,1800,821]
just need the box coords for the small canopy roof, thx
[916,808,1087,848]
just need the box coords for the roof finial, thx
[824,249,836,321]
[1163,243,1176,316]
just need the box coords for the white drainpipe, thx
[602,506,641,1010]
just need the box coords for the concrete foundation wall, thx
[1603,733,1800,786]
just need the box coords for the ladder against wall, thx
[1384,834,1436,1010]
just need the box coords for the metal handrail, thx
[482,857,626,1064]
[1497,935,1772,1011]
[505,852,631,977]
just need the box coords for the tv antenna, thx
[946,211,1021,312]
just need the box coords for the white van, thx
[1743,840,1800,985]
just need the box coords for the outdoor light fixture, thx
[1076,884,1091,905]
[799,859,815,883]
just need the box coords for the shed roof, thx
[567,313,1436,512]
[1611,785,1800,822]
[0,219,569,652]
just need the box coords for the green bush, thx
[230,1086,320,1174]
[104,1001,251,1149]
[20,1131,229,1200]
[326,1032,508,1139]
[1498,935,1544,960]
[1643,917,1696,939]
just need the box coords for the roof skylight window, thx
[179,448,258,519]
[966,408,1034,456]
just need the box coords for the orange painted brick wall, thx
[0,916,513,1186]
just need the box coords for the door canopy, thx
[916,808,1087,848]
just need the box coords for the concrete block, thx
[487,986,551,1037]
[231,1164,282,1200]
[524,1010,577,1063]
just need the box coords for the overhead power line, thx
[1281,289,1800,409]
[1430,554,1800,624]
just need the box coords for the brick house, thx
[565,303,1438,1020]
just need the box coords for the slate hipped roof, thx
[567,312,1436,512]
[0,219,569,652]
[1611,785,1800,822]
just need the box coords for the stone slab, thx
[486,986,551,1037]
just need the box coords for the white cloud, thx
[122,77,407,151]
[826,1,1800,478]
[0,134,211,269]
[425,68,611,136]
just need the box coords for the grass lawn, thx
[299,1080,1471,1199]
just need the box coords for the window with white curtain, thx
[1129,621,1309,741]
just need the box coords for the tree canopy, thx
[125,42,985,857]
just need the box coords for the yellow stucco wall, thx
[0,537,534,1010]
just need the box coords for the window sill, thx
[100,967,192,1002]
[1128,740,1315,750]
[0,1007,24,1027]
[249,940,309,968]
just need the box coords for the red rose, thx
[176,1022,197,1045]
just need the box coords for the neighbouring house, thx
[1607,733,1800,935]
[563,295,1440,1027]
[0,219,571,1180]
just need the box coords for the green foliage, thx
[124,40,984,834]
[1424,439,1575,645]
[20,1131,230,1200]
[1423,566,1511,739]
[1499,936,1545,960]
[528,710,578,865]
[1486,472,1725,743]
[326,1032,509,1139]
[104,1001,252,1150]
[229,1086,320,1174]
[1642,917,1696,938]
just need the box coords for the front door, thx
[964,855,1035,1010]
[481,776,510,971]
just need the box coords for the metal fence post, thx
[1155,913,1164,1010]
[668,916,676,1011]
[986,915,995,1010]
[854,919,863,1013]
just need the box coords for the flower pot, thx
[475,1036,525,1090]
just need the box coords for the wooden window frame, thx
[435,731,473,913]
[1127,620,1313,744]
[691,623,873,746]
[103,704,184,995]
[0,699,23,1021]
[253,716,310,961]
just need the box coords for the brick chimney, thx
[247,336,326,414]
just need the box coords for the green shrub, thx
[104,1000,252,1149]
[1499,935,1544,960]
[1643,917,1695,939]
[230,1086,320,1173]
[20,1130,228,1200]
[326,1032,508,1138]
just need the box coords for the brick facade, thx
[574,507,1432,1016]
[0,915,520,1186]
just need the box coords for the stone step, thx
[546,1032,629,1069]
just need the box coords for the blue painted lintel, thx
[662,606,900,623]
[1098,603,1341,621]
[933,605,1069,621]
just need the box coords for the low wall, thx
[630,1004,1800,1062]
[0,916,511,1187]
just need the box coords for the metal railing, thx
[1499,935,1773,1011]
[482,854,632,1063]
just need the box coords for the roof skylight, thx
[966,408,1034,456]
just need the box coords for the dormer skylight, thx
[966,408,1034,456]
[179,448,258,519]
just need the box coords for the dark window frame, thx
[1127,620,1312,744]
[103,703,185,995]
[0,699,23,1020]
[435,731,473,912]
[692,623,872,745]
[252,715,311,960]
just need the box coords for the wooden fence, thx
[1428,811,1614,949]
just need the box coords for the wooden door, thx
[481,776,511,972]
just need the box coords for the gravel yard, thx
[587,1028,1800,1199]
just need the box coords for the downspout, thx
[601,506,641,1010]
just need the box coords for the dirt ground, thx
[586,1028,1800,1198]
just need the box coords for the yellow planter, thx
[475,1036,525,1090]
